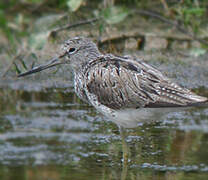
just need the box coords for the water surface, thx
[0,85,208,180]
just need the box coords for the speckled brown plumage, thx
[81,55,207,110]
[18,37,208,127]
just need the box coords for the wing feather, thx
[84,55,207,110]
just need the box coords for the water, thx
[0,85,208,180]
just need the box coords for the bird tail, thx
[188,94,208,107]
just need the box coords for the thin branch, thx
[134,10,208,46]
[50,17,99,37]
[160,0,171,16]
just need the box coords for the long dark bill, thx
[18,56,64,77]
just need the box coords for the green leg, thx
[119,126,129,180]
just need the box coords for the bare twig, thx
[160,0,171,16]
[50,17,99,37]
[134,10,208,46]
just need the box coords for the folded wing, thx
[84,55,207,110]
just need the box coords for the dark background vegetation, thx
[0,0,208,52]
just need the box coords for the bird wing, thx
[84,55,207,110]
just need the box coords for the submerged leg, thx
[119,126,129,180]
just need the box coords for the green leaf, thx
[183,8,205,17]
[24,0,42,3]
[190,48,206,57]
[13,62,21,74]
[67,0,83,12]
[102,6,129,25]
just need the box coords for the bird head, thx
[18,37,101,77]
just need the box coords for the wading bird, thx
[18,37,208,166]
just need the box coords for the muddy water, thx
[0,84,208,180]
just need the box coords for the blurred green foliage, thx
[0,0,207,54]
[101,6,129,24]
[67,0,84,12]
[172,0,206,34]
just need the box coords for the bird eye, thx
[68,48,76,54]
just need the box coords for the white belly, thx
[110,107,188,128]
